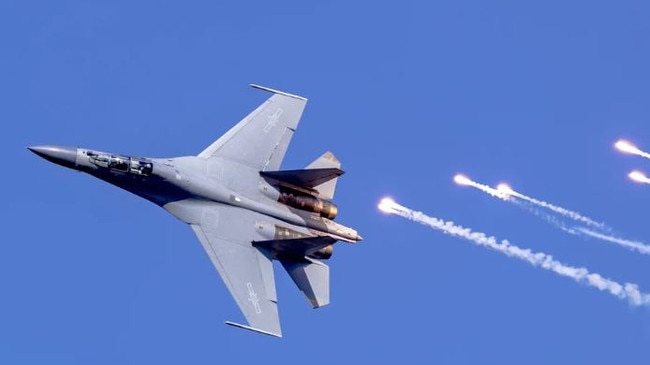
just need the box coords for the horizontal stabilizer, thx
[260,168,344,190]
[280,258,330,308]
[254,236,336,259]
[225,321,282,338]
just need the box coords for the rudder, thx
[306,151,341,200]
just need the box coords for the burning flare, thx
[615,139,641,155]
[378,197,398,213]
[453,174,472,186]
[614,139,650,160]
[629,170,650,184]
[496,183,515,198]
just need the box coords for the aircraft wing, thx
[198,84,307,171]
[189,203,282,337]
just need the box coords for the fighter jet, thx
[28,84,362,338]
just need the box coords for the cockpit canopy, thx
[87,152,153,176]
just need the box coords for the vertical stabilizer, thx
[306,152,341,200]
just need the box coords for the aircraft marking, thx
[247,282,262,314]
[264,108,283,133]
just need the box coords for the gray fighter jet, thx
[29,84,362,338]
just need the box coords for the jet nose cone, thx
[28,145,78,169]
[356,234,363,242]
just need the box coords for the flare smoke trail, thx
[455,175,650,256]
[515,201,579,235]
[576,228,650,255]
[504,191,650,255]
[494,181,650,254]
[615,139,650,160]
[453,174,509,200]
[455,175,606,230]
[494,183,607,231]
[378,198,650,306]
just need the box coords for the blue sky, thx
[3,0,650,363]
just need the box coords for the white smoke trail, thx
[576,228,650,255]
[498,186,608,231]
[515,199,650,256]
[456,175,607,230]
[513,200,576,233]
[378,198,650,306]
[456,176,650,256]
[454,174,509,200]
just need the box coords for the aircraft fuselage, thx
[29,145,361,243]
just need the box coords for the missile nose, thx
[28,145,78,169]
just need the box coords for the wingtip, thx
[249,84,307,101]
[225,321,282,338]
